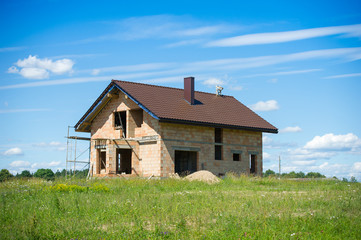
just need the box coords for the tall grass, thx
[1,176,360,239]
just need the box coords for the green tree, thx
[295,171,305,178]
[306,172,326,178]
[350,176,357,183]
[264,169,276,177]
[18,170,32,178]
[0,169,13,182]
[34,168,55,181]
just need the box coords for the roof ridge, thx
[112,79,233,97]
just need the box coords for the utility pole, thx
[279,155,281,179]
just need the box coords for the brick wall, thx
[159,122,263,177]
[89,92,161,176]
[88,92,263,177]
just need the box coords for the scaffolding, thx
[65,126,91,178]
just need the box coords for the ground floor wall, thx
[89,124,263,177]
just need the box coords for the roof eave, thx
[158,118,278,133]
[74,81,160,132]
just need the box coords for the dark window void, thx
[116,149,132,174]
[215,145,222,160]
[215,128,222,143]
[98,149,106,171]
[233,153,240,161]
[250,154,257,174]
[131,109,143,127]
[175,150,197,176]
[115,111,127,138]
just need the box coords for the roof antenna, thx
[216,85,223,96]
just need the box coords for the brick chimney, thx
[184,77,195,105]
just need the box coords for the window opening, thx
[215,128,223,160]
[233,153,240,161]
[215,145,222,160]
[115,111,127,138]
[250,154,257,174]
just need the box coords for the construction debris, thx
[185,170,220,184]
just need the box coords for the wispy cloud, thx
[207,23,361,47]
[72,15,236,45]
[241,69,322,78]
[280,126,302,133]
[0,109,50,113]
[324,72,361,79]
[2,47,361,90]
[0,46,27,52]
[250,100,279,111]
[3,147,23,156]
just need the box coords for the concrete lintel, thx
[172,146,201,152]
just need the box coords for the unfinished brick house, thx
[75,77,277,177]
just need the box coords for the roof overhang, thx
[158,118,278,133]
[74,81,159,132]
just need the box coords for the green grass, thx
[1,176,360,239]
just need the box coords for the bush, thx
[264,169,276,177]
[0,169,13,182]
[34,168,55,181]
[306,172,326,178]
[18,170,32,178]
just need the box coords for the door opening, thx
[97,149,106,174]
[175,150,197,176]
[116,149,132,174]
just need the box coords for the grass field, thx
[1,176,360,239]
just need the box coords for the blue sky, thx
[1,0,361,180]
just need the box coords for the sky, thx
[1,0,361,180]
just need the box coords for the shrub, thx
[0,169,13,182]
[264,169,276,177]
[18,170,32,178]
[34,168,55,181]
[306,172,326,178]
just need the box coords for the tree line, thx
[0,168,358,182]
[0,168,89,182]
[263,169,358,182]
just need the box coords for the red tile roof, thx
[75,80,278,133]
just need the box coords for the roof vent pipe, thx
[184,77,195,105]
[216,85,223,96]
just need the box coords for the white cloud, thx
[8,55,74,79]
[280,126,302,133]
[353,162,361,171]
[304,133,361,151]
[3,147,23,156]
[7,66,19,73]
[324,73,361,79]
[92,69,100,75]
[292,160,316,166]
[49,141,61,146]
[165,39,203,48]
[263,152,271,160]
[19,67,49,79]
[177,25,227,36]
[250,100,279,111]
[287,148,336,160]
[263,136,273,145]
[0,46,26,52]
[32,141,65,151]
[2,47,361,90]
[9,161,30,167]
[207,23,361,47]
[203,78,225,87]
[0,109,50,114]
[31,161,61,169]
